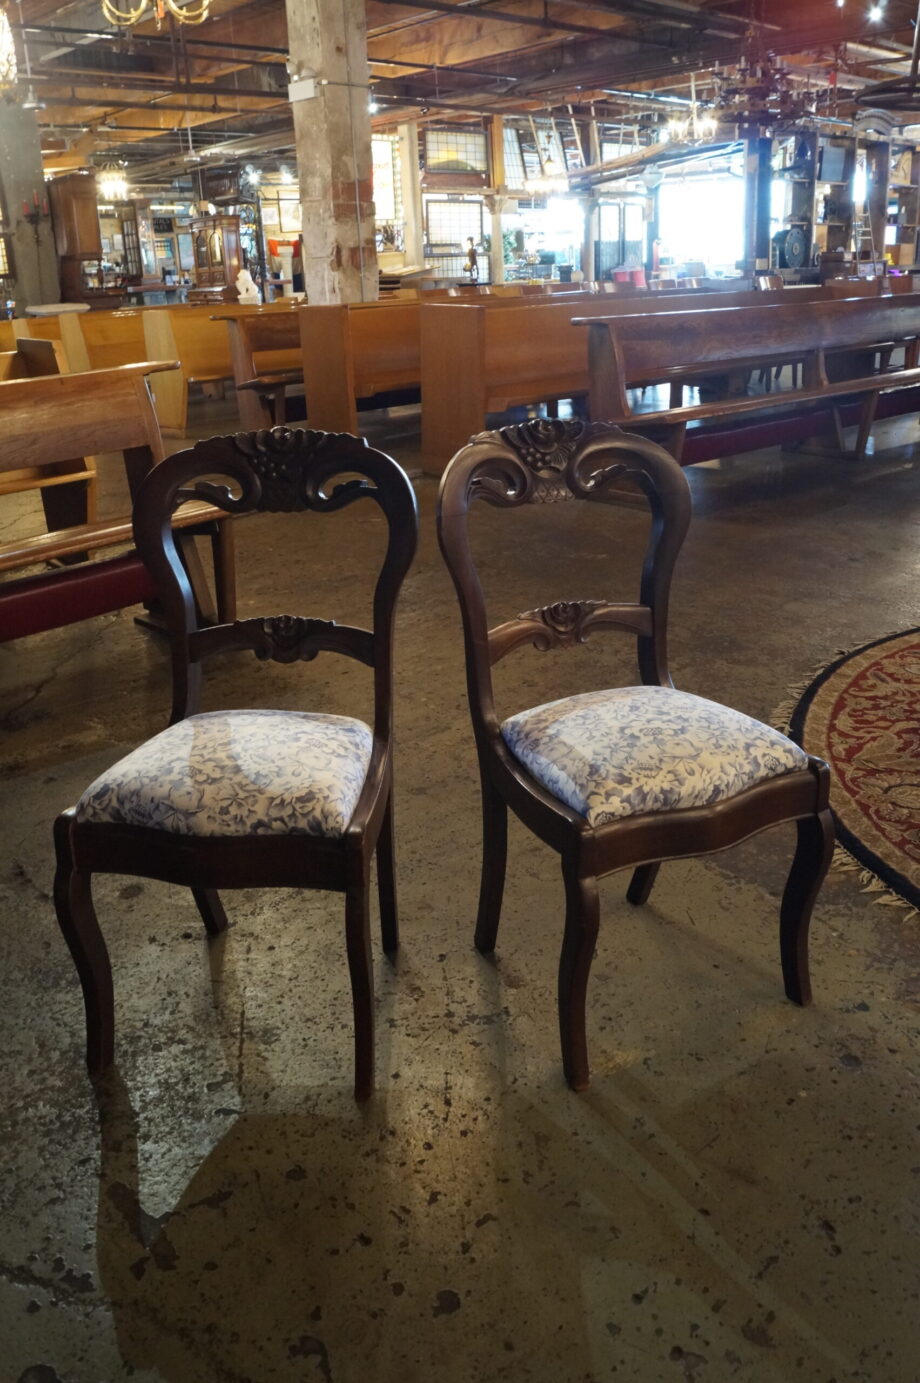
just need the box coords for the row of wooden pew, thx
[8,276,920,467]
[4,280,920,647]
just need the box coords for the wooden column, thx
[398,123,424,268]
[285,0,378,303]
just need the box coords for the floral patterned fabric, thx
[75,709,373,838]
[501,686,809,825]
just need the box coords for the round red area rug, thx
[787,629,920,911]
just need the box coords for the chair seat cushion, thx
[501,686,809,826]
[75,709,373,838]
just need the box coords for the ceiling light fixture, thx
[97,161,129,201]
[100,0,209,29]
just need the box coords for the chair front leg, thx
[558,855,600,1092]
[779,808,835,1006]
[345,878,375,1100]
[474,769,508,953]
[53,814,114,1075]
[376,791,399,955]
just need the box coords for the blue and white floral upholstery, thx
[75,709,373,838]
[501,686,808,826]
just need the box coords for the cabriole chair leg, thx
[780,809,835,1006]
[558,858,600,1091]
[53,814,114,1075]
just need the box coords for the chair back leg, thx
[345,879,375,1100]
[473,770,508,954]
[376,792,399,955]
[192,888,229,936]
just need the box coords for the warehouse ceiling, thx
[12,0,920,186]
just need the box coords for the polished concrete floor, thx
[2,402,920,1382]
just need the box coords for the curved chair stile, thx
[52,425,419,1101]
[436,418,834,1091]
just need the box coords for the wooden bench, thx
[0,337,97,534]
[300,288,600,437]
[143,303,269,434]
[0,364,236,642]
[214,304,303,429]
[416,284,855,466]
[579,294,920,466]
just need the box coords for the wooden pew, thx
[215,304,303,429]
[0,338,96,532]
[298,298,422,434]
[143,303,269,434]
[0,364,236,642]
[299,288,600,436]
[60,307,147,372]
[579,294,920,466]
[416,285,844,465]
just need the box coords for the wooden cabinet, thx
[48,172,102,260]
[47,171,126,304]
[190,215,241,298]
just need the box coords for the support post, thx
[286,0,378,303]
[0,105,58,312]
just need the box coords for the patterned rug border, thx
[774,628,920,921]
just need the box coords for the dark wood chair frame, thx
[437,419,834,1091]
[53,426,419,1100]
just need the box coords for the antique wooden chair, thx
[437,419,833,1091]
[53,426,419,1100]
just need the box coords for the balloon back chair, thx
[436,419,833,1091]
[53,427,419,1100]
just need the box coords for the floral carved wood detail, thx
[467,418,641,505]
[236,614,341,663]
[181,427,378,514]
[517,600,610,650]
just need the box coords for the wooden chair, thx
[53,426,419,1100]
[436,419,833,1090]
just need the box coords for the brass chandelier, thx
[0,4,17,91]
[100,0,209,28]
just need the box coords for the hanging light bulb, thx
[98,162,129,202]
[0,5,17,91]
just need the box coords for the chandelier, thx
[101,0,209,28]
[97,162,129,202]
[0,5,17,91]
[712,51,814,127]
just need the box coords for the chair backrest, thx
[132,426,419,725]
[436,419,691,742]
[755,274,784,291]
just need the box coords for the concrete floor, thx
[2,400,920,1382]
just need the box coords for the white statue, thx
[235,269,262,304]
